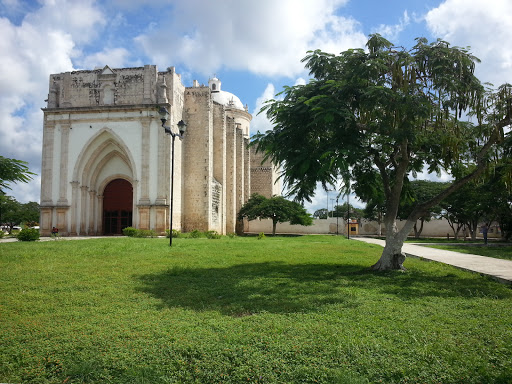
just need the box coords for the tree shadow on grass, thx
[136,262,512,316]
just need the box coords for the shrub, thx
[166,229,181,238]
[0,231,4,239]
[122,227,138,237]
[123,227,157,238]
[17,228,40,241]
[258,232,266,240]
[189,229,203,238]
[227,232,237,239]
[205,230,221,239]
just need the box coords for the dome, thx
[208,76,246,111]
[211,90,245,111]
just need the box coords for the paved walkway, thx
[353,237,512,285]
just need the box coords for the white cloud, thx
[0,0,106,202]
[78,47,132,70]
[23,0,106,44]
[375,10,410,41]
[425,0,512,86]
[294,78,307,86]
[250,83,276,135]
[135,0,367,77]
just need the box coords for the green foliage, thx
[239,193,313,235]
[16,227,40,241]
[0,156,36,193]
[331,203,363,219]
[122,227,138,237]
[398,180,449,238]
[205,230,221,239]
[0,195,39,233]
[122,227,157,238]
[1,237,512,383]
[227,232,237,239]
[440,171,496,240]
[165,229,182,238]
[254,34,512,269]
[258,232,266,240]
[313,208,328,219]
[189,229,203,238]
[0,230,4,239]
[427,244,512,261]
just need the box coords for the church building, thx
[39,65,279,236]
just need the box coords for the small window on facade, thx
[212,84,216,91]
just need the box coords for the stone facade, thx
[40,66,279,236]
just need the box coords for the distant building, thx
[39,65,279,236]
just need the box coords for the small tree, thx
[19,201,40,227]
[0,196,39,233]
[313,208,328,219]
[239,194,313,236]
[398,180,448,238]
[331,203,363,219]
[441,175,494,240]
[0,195,21,234]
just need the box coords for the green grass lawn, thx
[1,236,511,383]
[424,244,512,261]
[404,238,483,243]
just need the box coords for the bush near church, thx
[17,228,40,241]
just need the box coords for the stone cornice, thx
[42,103,171,115]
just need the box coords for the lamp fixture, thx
[158,106,187,246]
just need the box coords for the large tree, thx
[238,194,313,236]
[0,156,36,193]
[254,35,512,270]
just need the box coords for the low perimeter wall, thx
[245,218,502,239]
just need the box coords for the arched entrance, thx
[103,179,133,235]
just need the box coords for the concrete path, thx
[352,237,512,285]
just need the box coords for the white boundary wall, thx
[245,218,502,239]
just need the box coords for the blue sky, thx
[1,0,511,214]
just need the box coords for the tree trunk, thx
[414,219,424,238]
[272,220,277,236]
[371,217,414,271]
[469,220,478,240]
[371,233,408,271]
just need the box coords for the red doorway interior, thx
[103,179,133,235]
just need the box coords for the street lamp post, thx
[346,189,350,240]
[159,107,187,246]
[336,196,339,235]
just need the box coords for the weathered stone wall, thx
[250,147,280,198]
[212,103,226,233]
[183,86,213,231]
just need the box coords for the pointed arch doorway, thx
[103,179,133,235]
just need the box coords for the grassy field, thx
[1,236,511,383]
[404,238,484,243]
[424,244,512,261]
